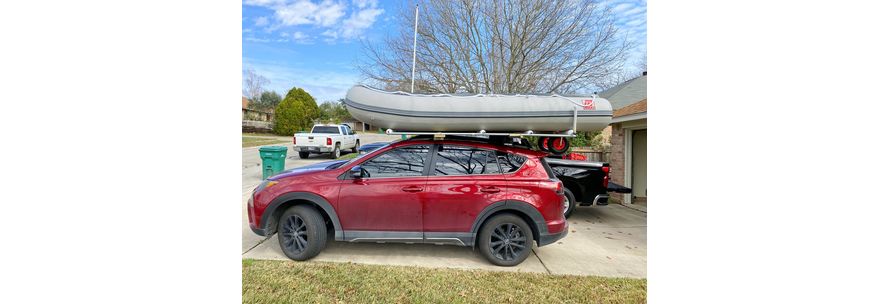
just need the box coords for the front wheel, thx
[352,140,359,153]
[277,205,327,261]
[478,214,533,266]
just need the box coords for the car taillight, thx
[602,165,610,188]
[326,138,332,145]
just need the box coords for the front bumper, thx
[538,226,568,246]
[294,146,333,153]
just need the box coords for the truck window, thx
[311,126,340,134]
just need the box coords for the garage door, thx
[632,129,647,198]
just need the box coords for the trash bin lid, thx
[258,146,288,152]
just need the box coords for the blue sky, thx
[243,0,647,102]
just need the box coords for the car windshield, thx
[311,126,340,134]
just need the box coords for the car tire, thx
[330,143,340,159]
[563,188,577,219]
[352,140,359,153]
[478,214,533,266]
[298,151,310,159]
[277,205,327,261]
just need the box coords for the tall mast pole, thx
[410,4,419,93]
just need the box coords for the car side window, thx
[360,145,431,178]
[496,151,526,174]
[339,126,348,135]
[434,145,500,176]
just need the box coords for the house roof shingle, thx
[600,74,646,110]
[613,99,647,117]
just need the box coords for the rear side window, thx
[496,152,526,174]
[434,145,500,175]
[361,145,431,178]
[312,126,340,134]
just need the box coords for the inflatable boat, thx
[344,85,612,133]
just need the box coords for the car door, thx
[337,144,432,239]
[422,144,507,238]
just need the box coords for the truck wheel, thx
[277,205,327,261]
[478,214,533,267]
[298,151,309,159]
[352,140,359,153]
[330,143,341,159]
[563,188,577,219]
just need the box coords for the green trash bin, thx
[259,146,288,179]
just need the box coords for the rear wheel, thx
[563,188,577,219]
[277,205,327,261]
[330,143,341,159]
[478,214,533,266]
[298,151,310,159]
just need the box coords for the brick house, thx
[600,73,647,208]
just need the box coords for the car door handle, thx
[480,187,501,193]
[402,186,423,192]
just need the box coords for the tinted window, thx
[496,152,526,174]
[339,126,348,134]
[434,145,500,176]
[361,145,431,178]
[312,126,340,134]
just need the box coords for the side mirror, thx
[350,166,363,179]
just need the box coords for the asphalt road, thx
[241,133,647,278]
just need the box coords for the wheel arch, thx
[260,192,343,240]
[470,200,548,245]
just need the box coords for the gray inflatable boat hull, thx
[344,85,612,132]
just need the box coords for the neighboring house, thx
[601,72,647,208]
[242,96,274,133]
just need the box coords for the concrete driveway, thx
[242,134,647,278]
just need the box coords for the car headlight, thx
[253,180,279,194]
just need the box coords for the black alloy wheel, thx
[277,205,326,261]
[478,214,533,266]
[280,214,308,254]
[490,223,528,262]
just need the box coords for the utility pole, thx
[410,4,418,93]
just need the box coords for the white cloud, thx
[275,0,346,27]
[340,6,383,38]
[292,31,312,44]
[243,0,286,6]
[255,16,269,27]
[353,0,376,9]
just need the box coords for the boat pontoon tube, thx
[344,85,613,132]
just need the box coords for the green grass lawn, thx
[243,260,646,303]
[243,135,290,148]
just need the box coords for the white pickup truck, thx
[293,124,360,159]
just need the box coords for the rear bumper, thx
[538,227,568,246]
[594,194,610,206]
[294,146,334,153]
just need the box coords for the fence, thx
[570,146,611,163]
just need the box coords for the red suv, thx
[248,136,568,266]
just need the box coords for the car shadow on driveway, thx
[241,204,646,278]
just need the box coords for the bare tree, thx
[360,0,634,95]
[243,68,270,101]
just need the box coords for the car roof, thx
[392,135,547,158]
